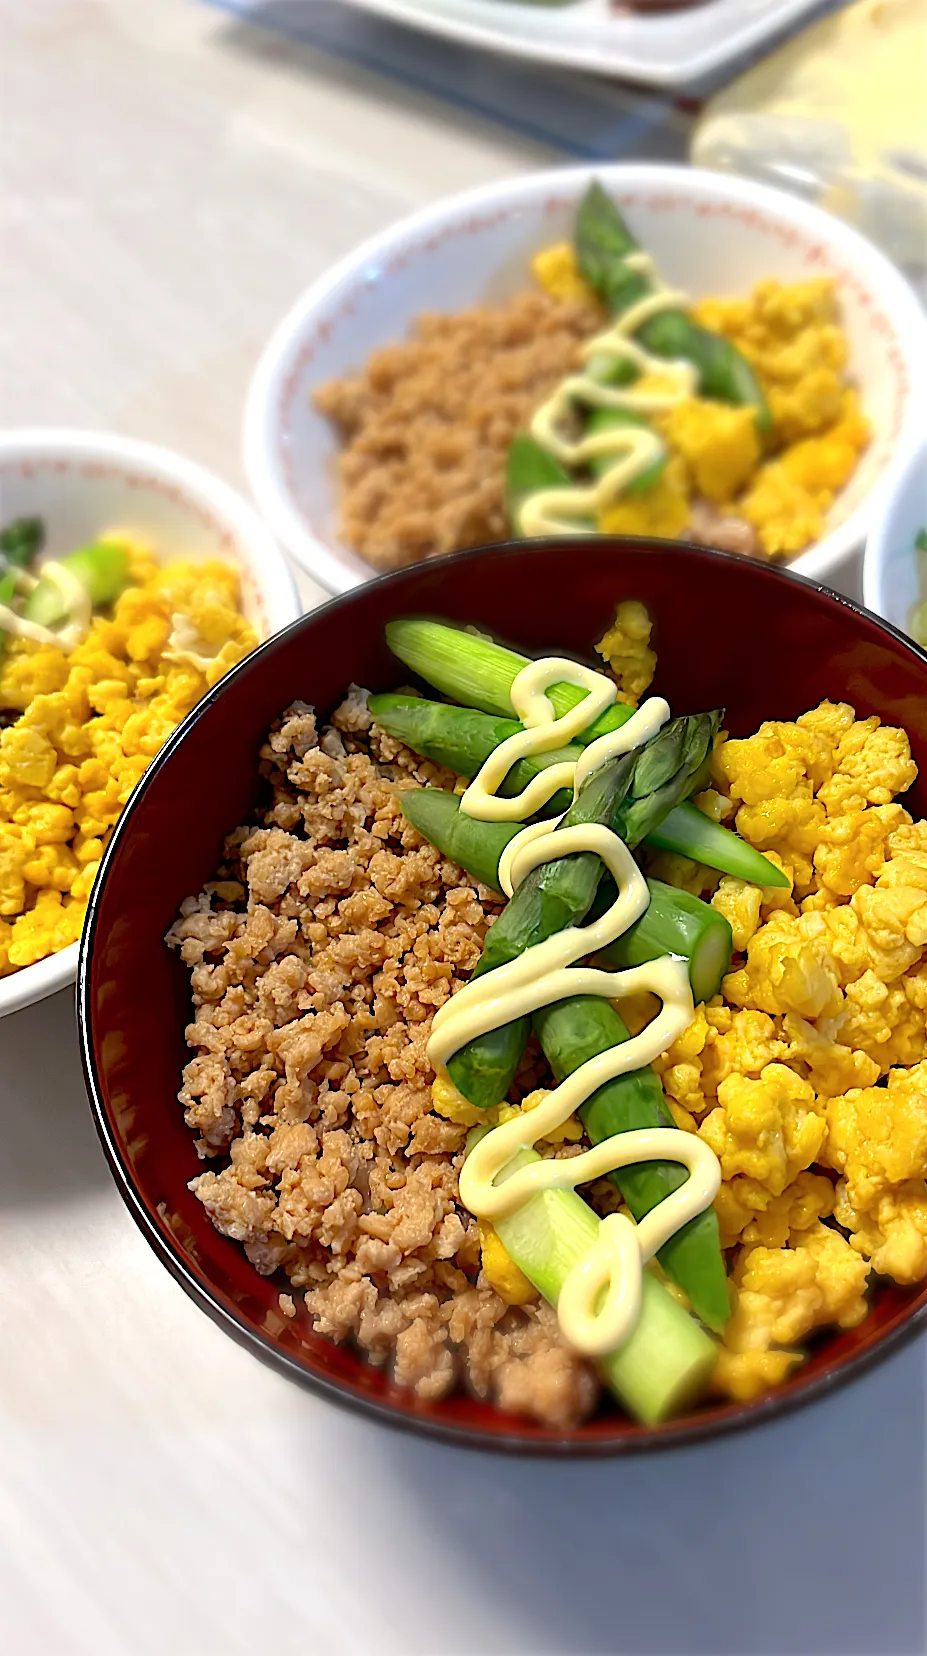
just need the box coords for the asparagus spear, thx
[505,367,667,537]
[0,517,45,664]
[371,692,577,816]
[532,996,730,1330]
[407,787,731,1325]
[585,406,666,495]
[503,183,769,539]
[377,685,784,888]
[594,877,731,1004]
[447,710,719,1110]
[24,540,130,631]
[399,789,732,1003]
[506,435,590,537]
[400,787,521,894]
[0,516,44,568]
[375,690,721,850]
[380,622,789,887]
[448,748,641,1111]
[484,1141,717,1423]
[386,616,627,728]
[576,182,771,432]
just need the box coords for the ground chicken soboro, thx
[168,690,598,1428]
[314,292,601,573]
[317,249,869,573]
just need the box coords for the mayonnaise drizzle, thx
[519,251,698,538]
[459,656,630,823]
[427,657,721,1359]
[163,610,222,673]
[40,561,92,650]
[0,560,91,651]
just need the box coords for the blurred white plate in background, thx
[327,0,829,88]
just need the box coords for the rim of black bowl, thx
[78,536,927,1457]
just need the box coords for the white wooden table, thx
[0,4,920,1653]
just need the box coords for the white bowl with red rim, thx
[0,428,301,1018]
[243,162,927,596]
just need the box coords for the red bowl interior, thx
[78,538,927,1454]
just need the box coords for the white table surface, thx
[0,4,922,1653]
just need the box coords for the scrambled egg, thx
[598,462,691,543]
[0,549,256,973]
[478,1220,537,1306]
[660,399,760,504]
[699,1063,827,1197]
[595,599,657,707]
[533,249,869,560]
[694,279,849,443]
[645,699,927,1401]
[530,242,601,309]
[739,391,871,557]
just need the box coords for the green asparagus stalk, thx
[0,516,44,569]
[592,877,731,1004]
[375,690,722,851]
[575,182,771,432]
[414,786,731,1325]
[385,618,599,725]
[376,686,783,886]
[585,406,666,495]
[447,710,719,1110]
[399,789,732,1004]
[505,368,667,536]
[615,708,720,849]
[24,539,130,631]
[532,997,730,1330]
[384,689,760,894]
[503,182,769,541]
[448,748,642,1111]
[371,692,577,816]
[400,786,520,893]
[0,517,45,664]
[644,802,776,884]
[483,1141,717,1423]
[506,434,590,536]
[383,620,788,888]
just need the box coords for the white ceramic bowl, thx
[863,435,927,640]
[244,162,927,596]
[0,428,301,1018]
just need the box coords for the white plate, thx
[329,0,827,88]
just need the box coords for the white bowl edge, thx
[0,428,303,1018]
[863,435,927,633]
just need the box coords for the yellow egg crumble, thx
[516,605,927,1405]
[0,546,257,974]
[532,246,870,560]
[648,699,927,1402]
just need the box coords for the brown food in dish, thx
[314,292,600,573]
[167,691,598,1427]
